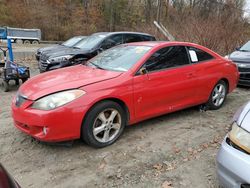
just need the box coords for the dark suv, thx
[38,32,156,72]
[227,40,250,86]
[35,36,86,61]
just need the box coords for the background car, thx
[38,31,156,72]
[217,101,250,187]
[0,163,20,188]
[12,42,238,148]
[226,40,250,86]
[35,35,86,61]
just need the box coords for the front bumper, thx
[11,96,89,142]
[238,72,250,86]
[38,60,71,72]
[217,137,250,188]
[35,53,40,61]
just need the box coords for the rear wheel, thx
[1,80,9,92]
[24,40,31,45]
[206,80,227,110]
[81,101,126,148]
[32,40,39,45]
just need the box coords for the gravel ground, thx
[0,55,250,188]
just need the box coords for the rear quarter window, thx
[187,46,214,63]
[141,35,156,41]
[124,34,143,43]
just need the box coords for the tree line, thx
[0,0,249,54]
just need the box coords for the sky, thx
[244,0,250,17]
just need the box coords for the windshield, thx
[86,45,152,72]
[62,36,85,47]
[74,34,106,49]
[239,41,250,52]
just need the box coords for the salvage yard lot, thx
[0,58,250,188]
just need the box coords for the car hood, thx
[19,65,122,100]
[235,101,250,132]
[38,44,60,53]
[45,47,90,58]
[229,51,250,62]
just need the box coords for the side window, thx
[143,46,190,72]
[100,34,123,50]
[187,46,214,63]
[124,34,143,43]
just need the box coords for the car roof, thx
[124,41,222,58]
[91,31,154,37]
[124,41,202,47]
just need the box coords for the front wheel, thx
[206,80,228,110]
[15,39,23,44]
[81,101,126,148]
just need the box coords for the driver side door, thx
[133,46,198,121]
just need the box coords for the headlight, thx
[229,122,250,153]
[31,89,85,110]
[49,55,73,62]
[236,63,248,68]
[224,55,229,59]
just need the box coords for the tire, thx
[16,39,23,44]
[81,100,126,148]
[1,81,9,92]
[32,40,39,45]
[206,80,228,110]
[24,40,31,44]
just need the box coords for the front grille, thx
[39,60,48,70]
[15,94,27,107]
[241,184,250,188]
[234,61,250,73]
[240,73,250,80]
[226,137,250,155]
[40,54,48,61]
[238,67,250,73]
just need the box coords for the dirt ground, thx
[0,57,250,188]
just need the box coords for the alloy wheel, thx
[93,108,122,143]
[212,83,226,107]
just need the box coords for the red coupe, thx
[12,42,239,147]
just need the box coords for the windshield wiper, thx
[239,49,250,52]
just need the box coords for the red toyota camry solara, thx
[12,42,239,147]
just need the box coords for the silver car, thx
[217,101,250,187]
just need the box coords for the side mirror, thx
[139,67,148,75]
[235,47,240,51]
